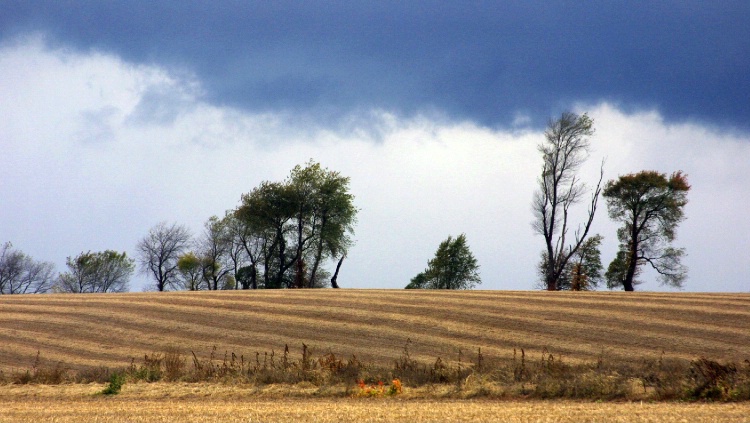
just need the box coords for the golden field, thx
[1,383,750,422]
[1,290,750,421]
[1,289,749,372]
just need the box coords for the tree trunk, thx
[308,211,329,288]
[623,232,639,292]
[250,265,257,289]
[623,254,637,292]
[274,228,286,289]
[308,222,326,288]
[545,243,557,291]
[546,275,556,291]
[330,255,345,289]
[294,258,306,288]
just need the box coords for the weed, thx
[689,357,737,400]
[355,378,402,397]
[163,347,185,382]
[101,372,125,395]
[8,342,750,402]
[10,351,70,384]
[128,353,163,382]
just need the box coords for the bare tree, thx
[136,222,192,291]
[532,112,603,291]
[220,213,254,289]
[56,250,134,293]
[0,242,56,294]
[224,211,265,289]
[196,216,233,290]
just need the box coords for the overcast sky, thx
[1,2,748,292]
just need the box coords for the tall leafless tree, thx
[136,222,193,291]
[196,216,233,290]
[532,112,603,291]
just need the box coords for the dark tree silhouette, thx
[603,170,690,291]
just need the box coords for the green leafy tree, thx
[288,161,357,288]
[235,265,256,289]
[603,170,690,291]
[237,181,297,289]
[228,204,272,290]
[177,252,204,290]
[217,213,246,290]
[234,161,357,289]
[536,234,604,291]
[568,234,604,291]
[406,234,481,290]
[56,250,134,293]
[532,112,603,291]
[405,271,429,289]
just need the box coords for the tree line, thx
[1,161,357,294]
[531,112,690,292]
[136,161,358,292]
[405,112,689,291]
[0,243,134,294]
[2,115,690,294]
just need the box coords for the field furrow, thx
[1,290,749,372]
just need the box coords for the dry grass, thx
[1,384,749,422]
[1,290,748,374]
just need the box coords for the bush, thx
[101,373,125,395]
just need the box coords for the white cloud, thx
[1,38,748,292]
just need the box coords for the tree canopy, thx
[56,250,135,293]
[537,234,604,291]
[406,234,481,290]
[198,160,361,290]
[603,170,690,291]
[0,242,56,294]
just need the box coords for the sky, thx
[1,1,749,292]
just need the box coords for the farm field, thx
[1,383,750,423]
[1,290,749,421]
[1,289,749,372]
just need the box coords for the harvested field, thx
[1,290,749,373]
[1,384,750,422]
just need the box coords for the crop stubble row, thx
[1,290,749,372]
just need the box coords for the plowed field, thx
[1,290,748,371]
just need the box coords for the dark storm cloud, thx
[2,1,749,129]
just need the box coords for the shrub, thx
[101,372,125,395]
[163,347,185,382]
[688,357,738,400]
